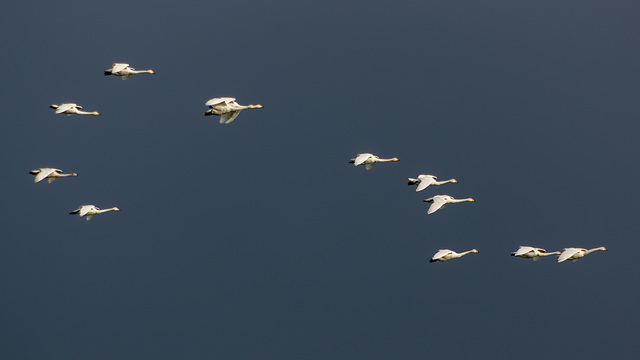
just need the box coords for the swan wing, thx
[206,97,236,106]
[78,205,95,217]
[220,110,241,124]
[112,63,129,73]
[415,179,434,192]
[558,248,581,263]
[33,168,58,183]
[427,196,448,214]
[55,103,76,114]
[514,246,534,257]
[85,214,95,221]
[432,249,453,261]
[365,163,376,170]
[353,153,373,166]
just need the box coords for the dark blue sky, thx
[2,1,639,359]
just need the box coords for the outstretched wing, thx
[558,248,581,263]
[85,214,95,221]
[79,205,95,217]
[206,97,236,107]
[415,179,434,192]
[365,163,375,170]
[34,168,58,183]
[427,196,448,214]
[55,103,76,114]
[112,63,129,73]
[220,110,242,124]
[431,249,453,261]
[353,153,373,166]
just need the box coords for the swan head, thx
[114,207,121,211]
[150,70,156,74]
[72,173,78,177]
[452,179,458,183]
[472,249,479,253]
[392,158,399,161]
[469,198,475,202]
[250,104,263,109]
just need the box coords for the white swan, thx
[69,205,120,221]
[408,174,457,192]
[430,249,478,263]
[511,246,561,261]
[29,168,78,183]
[557,247,607,263]
[50,103,100,116]
[348,153,399,170]
[423,195,475,214]
[104,63,155,80]
[204,97,263,124]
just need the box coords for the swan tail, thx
[69,210,79,215]
[510,252,516,256]
[348,159,355,164]
[29,170,39,175]
[408,178,419,185]
[49,105,58,109]
[429,259,437,263]
[104,70,112,75]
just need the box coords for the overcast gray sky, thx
[2,0,639,359]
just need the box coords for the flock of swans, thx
[349,152,607,264]
[37,63,607,264]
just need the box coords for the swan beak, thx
[470,199,475,202]
[452,179,458,183]
[603,247,608,251]
[115,207,121,211]
[256,105,264,108]
[151,70,156,74]
[394,158,399,161]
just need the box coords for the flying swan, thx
[29,168,78,183]
[50,103,100,116]
[69,205,120,221]
[104,63,155,80]
[430,249,479,263]
[511,246,560,261]
[408,174,457,192]
[423,195,475,214]
[348,153,399,170]
[204,97,263,124]
[557,247,607,263]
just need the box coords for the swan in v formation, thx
[50,103,100,116]
[104,63,155,80]
[69,205,120,221]
[511,246,560,261]
[423,195,475,214]
[349,153,399,170]
[408,174,457,192]
[204,97,263,124]
[557,247,607,263]
[430,249,478,263]
[30,168,77,183]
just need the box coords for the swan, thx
[557,247,607,263]
[348,153,399,170]
[204,97,263,124]
[69,205,120,221]
[511,246,561,261]
[104,63,155,80]
[423,195,475,214]
[50,103,100,116]
[29,168,78,183]
[430,249,478,263]
[408,174,457,192]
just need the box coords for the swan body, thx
[50,103,100,116]
[557,247,607,263]
[104,63,155,80]
[423,195,475,214]
[511,246,561,261]
[430,249,478,263]
[69,205,120,221]
[204,97,263,124]
[348,153,399,170]
[29,168,78,183]
[408,174,457,192]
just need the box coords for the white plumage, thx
[104,63,155,80]
[407,174,457,192]
[204,97,263,124]
[557,247,607,263]
[69,205,120,221]
[348,153,399,170]
[430,249,478,263]
[511,246,560,261]
[50,103,100,116]
[423,195,475,214]
[29,168,78,183]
